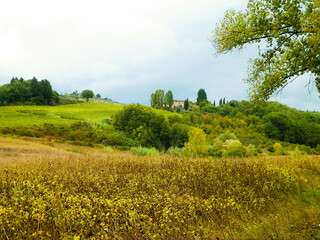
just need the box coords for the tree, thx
[197,88,207,104]
[213,0,320,101]
[112,104,171,149]
[150,89,165,109]
[82,90,94,102]
[165,90,174,109]
[184,98,189,110]
[96,93,101,98]
[151,93,156,108]
[186,128,208,156]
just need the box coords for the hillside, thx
[1,101,320,238]
[1,100,320,156]
[0,102,123,128]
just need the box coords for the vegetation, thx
[151,89,174,110]
[1,96,320,238]
[81,90,94,102]
[184,98,189,110]
[1,99,320,157]
[213,0,320,101]
[0,137,320,239]
[0,103,123,128]
[196,88,207,105]
[2,0,320,237]
[112,104,188,150]
[0,77,59,106]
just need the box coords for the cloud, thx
[0,0,318,110]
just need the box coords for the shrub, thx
[186,128,208,156]
[166,147,184,157]
[112,104,170,149]
[130,146,159,156]
[218,131,238,142]
[102,132,136,147]
[223,140,246,158]
[273,142,282,153]
[103,146,113,152]
[207,139,223,157]
[291,147,307,159]
[246,144,258,157]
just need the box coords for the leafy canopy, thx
[197,88,207,104]
[81,90,94,102]
[213,0,320,101]
[150,89,174,109]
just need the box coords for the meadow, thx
[0,103,123,128]
[0,136,320,239]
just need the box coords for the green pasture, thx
[0,103,124,128]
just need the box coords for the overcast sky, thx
[0,0,319,111]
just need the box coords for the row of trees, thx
[150,88,228,112]
[150,90,174,109]
[0,77,100,105]
[0,77,59,106]
[196,88,227,107]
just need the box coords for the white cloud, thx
[0,0,318,110]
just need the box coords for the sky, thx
[0,0,319,111]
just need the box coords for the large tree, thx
[150,89,165,109]
[82,90,94,102]
[213,0,320,101]
[165,90,174,109]
[197,89,207,104]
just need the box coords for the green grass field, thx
[0,103,124,128]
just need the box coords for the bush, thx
[166,147,184,157]
[112,104,170,149]
[291,147,307,159]
[130,146,159,156]
[102,132,136,147]
[223,140,246,158]
[207,139,223,158]
[103,146,113,152]
[186,128,208,156]
[218,131,238,142]
[273,142,282,153]
[246,144,258,157]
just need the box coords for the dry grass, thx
[0,136,320,239]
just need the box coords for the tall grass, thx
[0,137,319,239]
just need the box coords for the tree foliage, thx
[151,90,174,109]
[0,77,59,106]
[213,0,320,101]
[197,89,207,104]
[112,104,185,149]
[150,89,164,109]
[184,98,189,110]
[81,90,94,102]
[165,90,174,109]
[186,128,208,156]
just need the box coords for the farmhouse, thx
[173,100,184,108]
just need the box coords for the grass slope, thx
[0,103,123,128]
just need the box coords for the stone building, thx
[173,100,184,108]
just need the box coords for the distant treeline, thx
[0,77,59,106]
